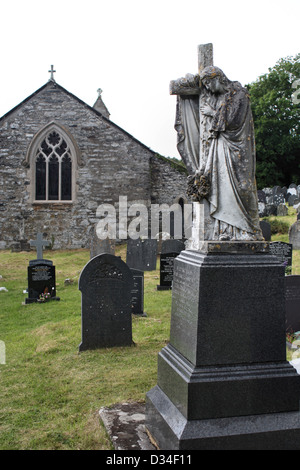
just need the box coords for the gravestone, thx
[126,238,157,271]
[270,241,293,267]
[257,190,266,203]
[130,268,146,316]
[78,254,134,351]
[11,239,31,252]
[277,203,288,216]
[288,194,300,207]
[289,221,300,249]
[286,276,300,333]
[25,232,59,304]
[90,224,115,259]
[260,220,271,241]
[273,193,285,206]
[157,239,185,290]
[146,43,300,451]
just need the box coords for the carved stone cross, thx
[170,43,214,245]
[170,43,213,172]
[30,232,50,260]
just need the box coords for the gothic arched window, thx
[35,131,73,201]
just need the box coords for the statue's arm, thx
[170,74,200,96]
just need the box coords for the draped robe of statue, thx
[173,67,262,241]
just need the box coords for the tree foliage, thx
[246,54,300,188]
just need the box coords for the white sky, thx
[0,0,299,159]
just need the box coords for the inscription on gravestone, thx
[285,275,300,333]
[157,239,185,290]
[79,254,134,351]
[130,269,146,316]
[25,232,59,304]
[270,241,293,267]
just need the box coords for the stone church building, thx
[0,74,188,250]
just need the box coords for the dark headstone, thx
[286,275,300,333]
[260,220,271,241]
[257,190,266,203]
[272,185,282,196]
[269,241,293,267]
[25,232,59,304]
[25,259,59,303]
[130,268,146,316]
[78,254,134,351]
[157,239,185,290]
[288,194,300,206]
[265,204,277,216]
[126,238,157,271]
[11,239,31,252]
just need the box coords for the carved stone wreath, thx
[187,173,211,202]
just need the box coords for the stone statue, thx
[170,45,263,243]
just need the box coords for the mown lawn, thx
[0,245,172,450]
[0,207,299,449]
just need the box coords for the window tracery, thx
[35,131,72,201]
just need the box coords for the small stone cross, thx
[30,232,50,259]
[48,65,56,81]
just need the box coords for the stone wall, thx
[150,155,188,205]
[0,80,187,249]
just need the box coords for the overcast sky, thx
[0,0,299,159]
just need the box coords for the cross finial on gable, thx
[48,65,56,81]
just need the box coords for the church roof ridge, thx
[0,80,186,173]
[0,80,158,156]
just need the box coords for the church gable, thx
[0,79,187,249]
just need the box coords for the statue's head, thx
[200,66,230,93]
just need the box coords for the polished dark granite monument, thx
[79,254,134,351]
[25,232,59,304]
[145,44,300,450]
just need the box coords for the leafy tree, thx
[246,54,300,188]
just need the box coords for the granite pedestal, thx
[146,242,300,449]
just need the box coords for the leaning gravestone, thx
[285,276,300,333]
[130,268,146,316]
[289,221,300,249]
[126,238,157,271]
[269,241,293,268]
[157,239,185,290]
[25,232,59,304]
[78,254,134,351]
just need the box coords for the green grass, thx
[1,207,299,449]
[0,246,171,450]
[264,206,300,274]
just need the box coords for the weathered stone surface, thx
[289,221,300,249]
[0,81,188,249]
